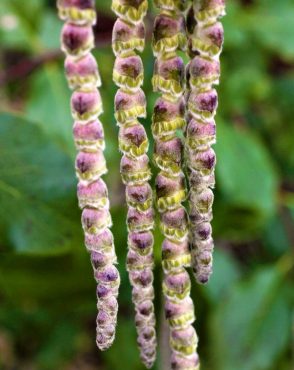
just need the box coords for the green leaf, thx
[215,122,278,236]
[0,112,80,254]
[26,64,75,158]
[209,265,292,370]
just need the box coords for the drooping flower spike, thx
[57,0,120,351]
[111,1,157,367]
[185,0,225,284]
[152,1,200,369]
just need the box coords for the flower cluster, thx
[152,1,200,369]
[185,0,225,284]
[57,0,120,351]
[111,1,157,367]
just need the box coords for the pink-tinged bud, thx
[127,249,153,269]
[71,90,102,121]
[127,207,154,232]
[115,88,146,124]
[154,137,183,175]
[120,154,151,185]
[96,324,116,350]
[112,18,145,55]
[153,96,185,123]
[113,54,144,91]
[73,120,104,152]
[153,14,186,55]
[111,0,148,24]
[77,179,108,209]
[193,222,212,241]
[126,183,152,211]
[82,208,112,234]
[190,187,214,214]
[91,250,116,269]
[129,268,153,288]
[97,295,119,316]
[161,207,188,242]
[153,56,185,99]
[95,265,120,285]
[119,123,148,158]
[188,89,218,120]
[193,0,226,22]
[128,231,154,255]
[136,300,154,317]
[188,147,216,174]
[171,352,200,370]
[186,117,216,150]
[189,169,215,189]
[162,238,191,271]
[191,21,224,57]
[75,151,106,182]
[65,54,100,90]
[165,296,195,327]
[61,23,94,57]
[97,284,113,299]
[58,0,96,25]
[188,55,220,89]
[132,285,154,303]
[85,228,114,252]
[154,0,189,12]
[163,269,191,300]
[170,326,198,355]
[156,173,186,212]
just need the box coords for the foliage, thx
[0,0,293,369]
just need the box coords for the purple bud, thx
[119,123,148,157]
[171,352,200,370]
[188,147,216,172]
[163,269,191,299]
[128,231,154,254]
[71,89,102,121]
[154,137,183,174]
[95,265,119,284]
[61,23,94,56]
[127,207,154,231]
[77,178,108,209]
[115,88,146,123]
[188,89,218,119]
[194,0,226,22]
[189,55,220,88]
[156,173,185,199]
[112,18,145,55]
[58,0,95,10]
[65,54,100,89]
[81,208,111,234]
[161,206,188,231]
[111,0,148,24]
[191,21,224,57]
[75,150,106,181]
[73,119,104,151]
[153,96,185,123]
[85,228,114,251]
[186,117,216,150]
[120,154,150,185]
[162,238,190,261]
[113,54,143,90]
[130,269,153,288]
[165,296,194,324]
[127,249,153,269]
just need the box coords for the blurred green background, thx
[0,0,293,369]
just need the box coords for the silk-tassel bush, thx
[111,0,157,367]
[185,0,225,284]
[57,0,120,351]
[152,1,199,369]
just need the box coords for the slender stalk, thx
[111,1,157,367]
[57,0,120,350]
[185,0,226,284]
[152,1,200,369]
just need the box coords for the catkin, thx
[57,0,120,350]
[111,1,157,367]
[185,0,225,284]
[152,1,200,369]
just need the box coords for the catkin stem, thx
[152,1,200,369]
[57,0,120,351]
[111,1,157,368]
[185,0,226,284]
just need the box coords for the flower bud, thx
[193,0,226,23]
[160,207,188,242]
[153,55,185,99]
[73,119,104,152]
[85,228,114,252]
[127,207,154,232]
[61,23,94,57]
[154,0,189,12]
[186,117,216,150]
[170,326,198,355]
[115,88,146,124]
[162,269,191,300]
[127,249,153,270]
[113,54,144,91]
[162,238,191,271]
[57,0,96,25]
[129,268,153,288]
[65,54,100,90]
[112,18,145,55]
[154,137,183,175]
[188,147,216,174]
[171,352,200,370]
[165,296,195,328]
[152,14,186,55]
[77,178,108,209]
[188,55,220,89]
[188,89,218,120]
[75,150,106,181]
[82,208,112,234]
[126,183,153,211]
[156,173,186,212]
[191,21,224,57]
[119,123,148,158]
[128,231,154,255]
[71,89,103,121]
[111,0,148,24]
[120,154,151,185]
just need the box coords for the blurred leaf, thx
[0,112,79,254]
[215,122,278,225]
[209,265,292,370]
[203,248,241,303]
[39,10,62,50]
[26,63,75,157]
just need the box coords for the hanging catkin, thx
[185,0,225,284]
[111,1,157,367]
[152,1,200,369]
[57,0,120,350]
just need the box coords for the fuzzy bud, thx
[127,207,154,232]
[190,21,224,57]
[111,0,148,24]
[112,18,145,56]
[65,54,100,90]
[154,137,183,175]
[113,54,144,91]
[193,0,226,23]
[71,89,103,121]
[188,89,218,120]
[57,0,96,25]
[73,119,104,152]
[186,117,216,151]
[82,208,112,234]
[61,23,94,57]
[120,154,151,185]
[119,123,148,157]
[156,173,186,212]
[126,183,153,211]
[77,179,108,209]
[128,231,154,255]
[115,88,146,124]
[165,296,195,328]
[188,56,220,89]
[75,150,106,182]
[162,269,191,300]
